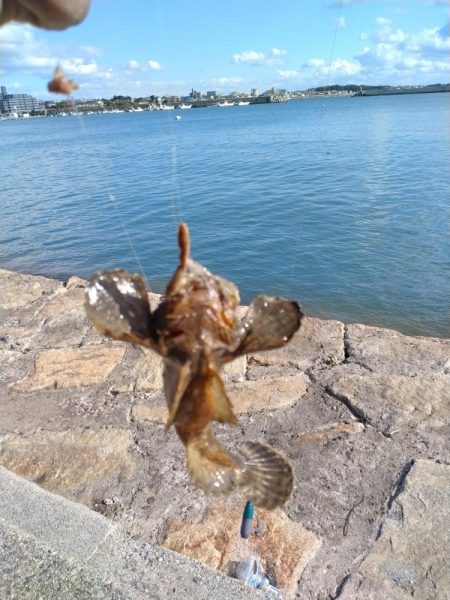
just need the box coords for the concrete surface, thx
[0,466,259,599]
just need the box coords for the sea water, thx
[1,93,449,337]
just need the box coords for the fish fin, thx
[236,440,294,509]
[233,295,303,356]
[178,223,190,268]
[185,427,240,495]
[205,367,238,425]
[85,269,154,348]
[164,361,193,430]
[185,431,293,510]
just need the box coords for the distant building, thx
[0,85,42,114]
[206,90,217,98]
[190,88,202,100]
[250,88,258,97]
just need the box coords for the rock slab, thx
[163,501,321,599]
[340,459,450,600]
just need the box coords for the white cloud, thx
[329,0,360,6]
[336,16,347,30]
[61,58,98,75]
[95,69,116,81]
[0,23,166,98]
[375,17,391,26]
[277,70,300,80]
[0,23,97,78]
[148,60,162,71]
[304,57,361,77]
[79,45,102,58]
[233,50,265,64]
[127,59,141,70]
[127,59,162,72]
[232,48,286,66]
[357,19,450,81]
[210,76,243,86]
[271,48,287,57]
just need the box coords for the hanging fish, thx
[48,65,79,95]
[85,223,303,509]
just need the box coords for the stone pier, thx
[1,268,449,599]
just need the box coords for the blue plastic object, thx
[240,500,254,538]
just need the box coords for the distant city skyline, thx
[0,0,448,100]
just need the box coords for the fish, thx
[48,65,79,95]
[85,223,303,509]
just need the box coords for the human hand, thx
[0,0,90,30]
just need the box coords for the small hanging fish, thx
[48,65,79,95]
[85,224,303,509]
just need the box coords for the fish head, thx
[152,224,243,361]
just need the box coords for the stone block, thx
[328,373,450,433]
[0,429,135,506]
[13,345,125,391]
[346,324,450,375]
[0,269,62,310]
[163,501,321,599]
[340,460,450,600]
[251,317,345,370]
[228,374,309,414]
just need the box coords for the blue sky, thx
[1,0,449,99]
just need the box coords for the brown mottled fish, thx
[48,65,79,95]
[85,224,303,509]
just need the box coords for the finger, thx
[0,0,90,30]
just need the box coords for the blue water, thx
[1,93,449,337]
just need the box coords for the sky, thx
[0,0,449,100]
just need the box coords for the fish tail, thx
[184,426,240,496]
[184,428,293,510]
[236,440,294,510]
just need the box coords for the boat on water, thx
[3,110,19,119]
[218,101,234,107]
[175,115,182,120]
[178,104,192,109]
[237,101,250,106]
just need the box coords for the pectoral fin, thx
[233,295,303,356]
[85,269,154,348]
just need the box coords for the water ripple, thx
[1,94,449,337]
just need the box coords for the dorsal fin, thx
[178,223,190,268]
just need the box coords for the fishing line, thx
[62,0,186,286]
[169,141,183,227]
[72,104,150,285]
[288,0,344,279]
[236,3,346,587]
[155,0,184,228]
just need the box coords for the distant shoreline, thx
[350,88,450,98]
